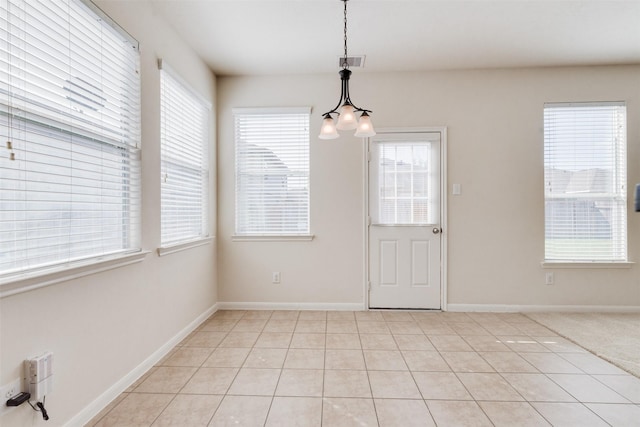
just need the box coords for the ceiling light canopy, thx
[319,0,375,140]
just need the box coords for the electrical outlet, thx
[0,378,22,416]
[1,378,21,400]
[272,272,281,284]
[545,272,554,285]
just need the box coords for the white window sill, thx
[0,250,150,298]
[542,261,635,269]
[232,235,315,242]
[157,237,214,257]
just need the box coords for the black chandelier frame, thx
[321,0,372,123]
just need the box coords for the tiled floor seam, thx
[470,345,558,426]
[470,325,626,427]
[204,316,262,426]
[255,310,281,427]
[184,325,241,427]
[397,333,439,426]
[541,370,632,426]
[427,319,536,427]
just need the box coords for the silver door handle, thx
[432,227,441,234]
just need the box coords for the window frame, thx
[0,0,145,292]
[543,101,629,265]
[233,107,312,240]
[158,60,211,252]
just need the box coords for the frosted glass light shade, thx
[354,112,376,137]
[336,104,357,130]
[318,115,339,139]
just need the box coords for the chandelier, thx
[318,0,375,139]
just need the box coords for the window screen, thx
[544,102,627,262]
[234,108,310,235]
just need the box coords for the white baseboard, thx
[217,301,366,311]
[447,304,640,313]
[66,303,218,427]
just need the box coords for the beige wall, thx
[217,65,640,308]
[0,1,217,425]
[1,3,639,424]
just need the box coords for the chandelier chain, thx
[343,0,348,68]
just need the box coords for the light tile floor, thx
[87,310,640,426]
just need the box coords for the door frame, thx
[363,127,448,311]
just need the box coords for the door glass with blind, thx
[0,0,141,278]
[544,102,627,262]
[233,108,310,236]
[369,132,442,309]
[372,142,438,225]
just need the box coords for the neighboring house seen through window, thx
[544,102,627,262]
[234,108,310,236]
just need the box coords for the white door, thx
[368,132,442,309]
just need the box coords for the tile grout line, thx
[514,323,632,423]
[201,313,243,426]
[433,317,498,425]
[465,318,531,427]
[477,316,612,426]
[200,312,250,425]
[242,310,279,427]
[355,313,381,426]
[391,319,439,427]
[320,312,329,426]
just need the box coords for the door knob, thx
[432,227,441,234]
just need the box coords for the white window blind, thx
[375,142,433,225]
[544,102,627,262]
[0,0,141,279]
[160,61,210,246]
[234,107,310,236]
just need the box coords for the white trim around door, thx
[364,127,448,311]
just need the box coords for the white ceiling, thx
[147,0,640,76]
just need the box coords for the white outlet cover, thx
[545,272,554,285]
[0,378,23,416]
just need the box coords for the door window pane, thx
[376,142,433,225]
